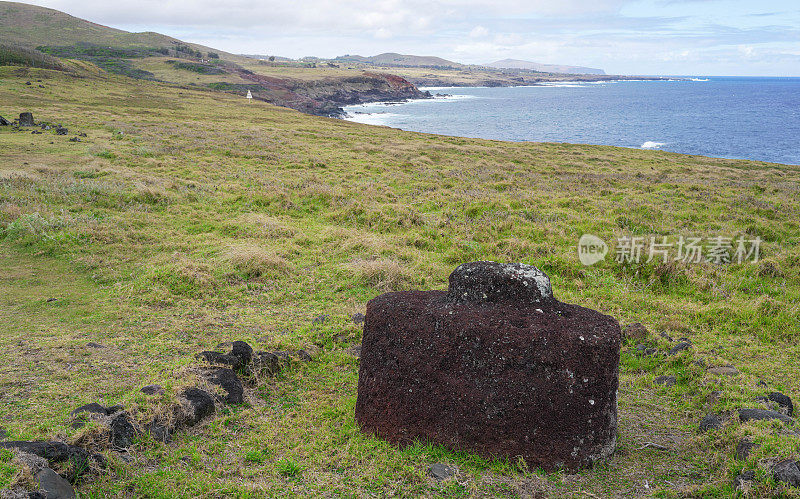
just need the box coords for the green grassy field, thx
[1,65,800,497]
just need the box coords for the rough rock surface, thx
[0,441,93,469]
[108,412,140,449]
[773,459,800,487]
[205,368,244,404]
[178,388,215,426]
[33,467,76,499]
[0,115,9,126]
[355,261,621,471]
[739,408,793,425]
[19,112,34,126]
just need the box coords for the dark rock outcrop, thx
[738,408,793,425]
[19,112,35,126]
[773,459,800,487]
[355,261,621,471]
[177,388,215,426]
[205,368,244,404]
[0,441,93,470]
[108,412,140,449]
[0,115,10,126]
[765,392,794,416]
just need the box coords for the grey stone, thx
[428,463,455,481]
[33,467,75,499]
[446,261,552,304]
[55,127,68,136]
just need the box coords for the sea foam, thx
[641,141,666,149]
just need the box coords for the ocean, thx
[343,77,800,166]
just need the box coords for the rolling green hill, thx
[0,1,241,60]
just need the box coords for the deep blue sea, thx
[343,77,800,165]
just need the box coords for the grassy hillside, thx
[0,1,242,61]
[1,65,800,497]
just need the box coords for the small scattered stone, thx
[33,467,76,499]
[78,132,87,137]
[178,388,215,426]
[622,323,648,341]
[140,384,164,396]
[86,342,104,348]
[46,298,57,303]
[428,462,455,481]
[735,439,758,460]
[659,331,674,342]
[668,341,691,356]
[707,365,739,376]
[773,459,800,487]
[19,112,35,126]
[352,313,365,325]
[69,137,80,142]
[0,115,10,126]
[312,314,328,325]
[55,127,68,135]
[738,408,793,425]
[25,81,31,85]
[698,414,722,432]
[654,375,676,387]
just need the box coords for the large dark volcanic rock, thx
[355,261,621,471]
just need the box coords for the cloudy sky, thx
[24,0,800,75]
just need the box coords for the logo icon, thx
[578,234,608,266]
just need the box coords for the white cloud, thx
[19,0,800,75]
[469,25,490,38]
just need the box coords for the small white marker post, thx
[246,89,253,103]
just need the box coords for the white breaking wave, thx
[342,111,401,126]
[641,141,666,149]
